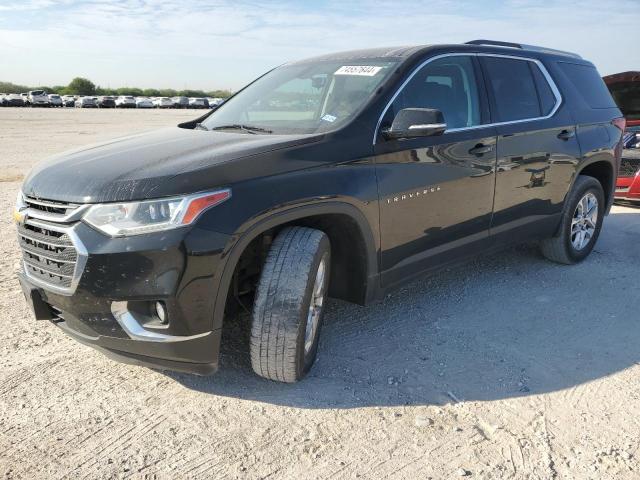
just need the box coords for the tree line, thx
[0,77,232,98]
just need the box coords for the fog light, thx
[155,301,167,324]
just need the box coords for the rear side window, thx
[559,63,616,109]
[482,57,541,122]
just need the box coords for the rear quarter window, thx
[559,62,616,109]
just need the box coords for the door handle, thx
[557,129,575,140]
[468,144,494,155]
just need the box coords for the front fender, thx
[210,201,379,332]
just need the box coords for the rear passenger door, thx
[479,55,581,238]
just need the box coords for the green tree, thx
[67,77,96,95]
[179,89,207,98]
[207,89,233,98]
[158,88,177,98]
[0,81,30,93]
[116,87,143,96]
[142,88,161,97]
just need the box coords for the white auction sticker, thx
[334,65,383,76]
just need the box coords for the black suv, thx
[16,40,624,383]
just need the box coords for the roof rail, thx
[465,40,582,59]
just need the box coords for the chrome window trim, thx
[20,218,88,296]
[373,52,563,144]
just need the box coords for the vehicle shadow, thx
[167,210,640,409]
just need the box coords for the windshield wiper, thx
[194,123,209,131]
[210,124,273,134]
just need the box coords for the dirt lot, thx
[1,108,639,479]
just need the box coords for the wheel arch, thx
[211,202,378,332]
[574,158,615,212]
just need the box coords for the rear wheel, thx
[540,175,604,264]
[250,227,330,383]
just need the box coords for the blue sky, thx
[0,0,638,91]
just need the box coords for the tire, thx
[250,227,331,383]
[540,175,605,264]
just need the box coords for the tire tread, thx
[250,226,327,382]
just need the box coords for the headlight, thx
[83,189,231,237]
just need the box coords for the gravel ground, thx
[1,108,639,479]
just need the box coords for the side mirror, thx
[382,108,446,140]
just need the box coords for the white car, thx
[135,97,154,108]
[75,96,97,108]
[61,95,76,107]
[188,97,208,109]
[207,97,224,108]
[115,96,136,108]
[48,94,63,107]
[153,97,174,108]
[27,90,50,107]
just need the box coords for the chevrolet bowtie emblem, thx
[13,209,27,225]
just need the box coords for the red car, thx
[604,71,640,203]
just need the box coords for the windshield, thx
[202,60,398,134]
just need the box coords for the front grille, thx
[24,196,80,219]
[18,221,78,289]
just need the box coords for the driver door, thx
[373,55,498,286]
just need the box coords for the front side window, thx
[202,60,398,134]
[383,55,483,130]
[482,57,542,122]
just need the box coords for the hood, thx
[22,127,323,203]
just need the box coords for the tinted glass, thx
[483,57,541,122]
[386,56,482,129]
[203,60,398,134]
[560,63,616,109]
[530,63,556,115]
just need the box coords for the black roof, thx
[288,46,431,65]
[288,40,584,66]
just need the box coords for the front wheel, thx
[250,227,330,383]
[540,175,605,264]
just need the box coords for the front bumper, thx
[18,221,232,375]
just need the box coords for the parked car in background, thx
[135,97,154,108]
[75,96,97,108]
[27,90,50,107]
[61,95,76,107]
[48,94,63,107]
[0,94,6,106]
[207,97,224,108]
[172,96,189,109]
[153,97,174,108]
[15,40,624,382]
[97,96,116,108]
[5,93,25,107]
[188,97,208,109]
[604,71,640,204]
[115,96,136,108]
